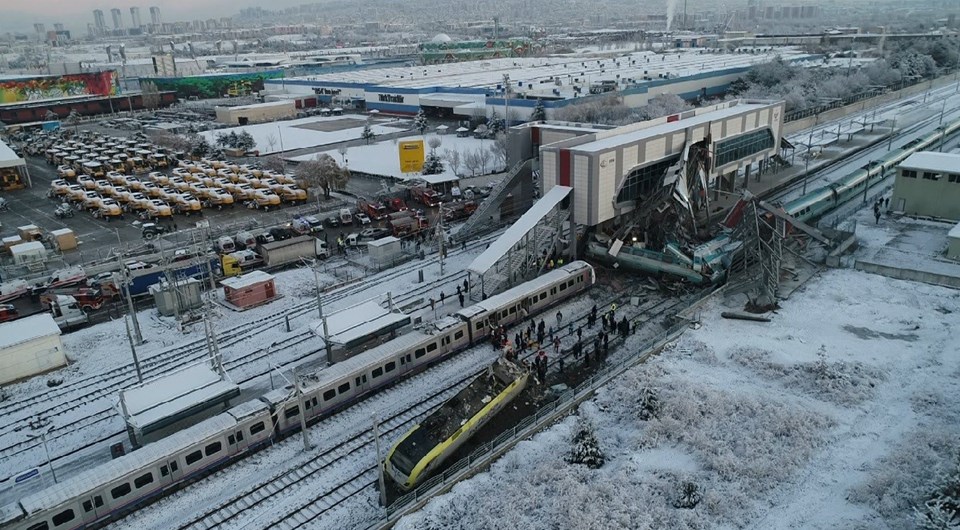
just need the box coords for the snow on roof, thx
[313,298,410,346]
[9,241,45,255]
[468,186,572,275]
[458,261,592,320]
[0,313,61,350]
[0,139,24,169]
[200,115,406,156]
[900,151,960,174]
[948,221,960,240]
[121,363,240,429]
[368,236,400,247]
[573,102,773,153]
[49,228,74,236]
[219,100,294,111]
[17,413,238,516]
[221,270,275,290]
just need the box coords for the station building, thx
[536,99,785,227]
[266,48,815,120]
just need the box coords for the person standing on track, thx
[556,310,563,327]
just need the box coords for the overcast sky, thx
[1,0,256,33]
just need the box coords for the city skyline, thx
[0,0,242,33]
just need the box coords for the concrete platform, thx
[850,209,960,289]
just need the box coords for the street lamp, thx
[27,428,58,484]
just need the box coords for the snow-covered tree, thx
[639,94,693,121]
[673,481,703,509]
[474,123,489,139]
[414,109,428,135]
[236,131,256,152]
[488,109,504,135]
[361,122,376,144]
[422,152,445,175]
[261,155,285,173]
[265,132,278,152]
[188,134,211,158]
[428,136,442,152]
[296,153,349,200]
[530,98,546,122]
[566,416,605,469]
[637,386,661,421]
[914,499,958,530]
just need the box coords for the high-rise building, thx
[53,23,65,32]
[111,8,124,29]
[149,6,161,25]
[93,9,107,33]
[130,7,142,28]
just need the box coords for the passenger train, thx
[0,262,595,530]
[781,117,960,222]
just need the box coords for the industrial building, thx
[215,100,296,125]
[221,271,278,309]
[892,151,960,221]
[267,48,816,119]
[0,314,66,385]
[0,138,30,189]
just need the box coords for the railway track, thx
[0,232,502,481]
[175,377,470,530]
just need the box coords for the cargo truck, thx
[256,235,330,269]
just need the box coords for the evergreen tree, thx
[189,135,211,158]
[488,109,504,134]
[673,481,703,509]
[414,109,428,135]
[566,416,605,469]
[361,122,376,144]
[637,387,661,421]
[422,152,445,175]
[236,131,257,152]
[531,98,546,122]
[226,131,240,148]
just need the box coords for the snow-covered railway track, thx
[0,233,500,447]
[174,376,471,530]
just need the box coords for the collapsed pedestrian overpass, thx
[466,185,573,301]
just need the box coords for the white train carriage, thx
[1,402,272,530]
[263,317,470,435]
[456,261,596,343]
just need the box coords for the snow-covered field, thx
[199,115,409,155]
[289,133,507,181]
[394,268,960,530]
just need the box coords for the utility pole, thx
[887,116,896,151]
[803,128,814,195]
[437,202,445,276]
[295,367,311,451]
[124,315,144,383]
[372,413,387,508]
[118,270,143,345]
[502,74,510,128]
[29,429,57,484]
[314,268,323,317]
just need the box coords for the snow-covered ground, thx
[393,268,960,530]
[199,115,409,155]
[288,133,507,181]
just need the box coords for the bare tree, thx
[265,132,278,153]
[442,148,461,176]
[261,155,285,173]
[463,149,481,176]
[295,154,349,200]
[149,130,191,152]
[477,147,491,174]
[427,135,442,152]
[337,145,349,165]
[491,133,508,169]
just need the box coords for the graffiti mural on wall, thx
[151,70,284,100]
[0,71,117,104]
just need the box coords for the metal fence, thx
[376,321,690,526]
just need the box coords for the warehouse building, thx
[0,313,66,385]
[215,100,296,125]
[891,151,960,221]
[267,47,816,119]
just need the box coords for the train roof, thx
[16,414,238,516]
[262,330,441,406]
[227,399,270,421]
[457,261,592,320]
